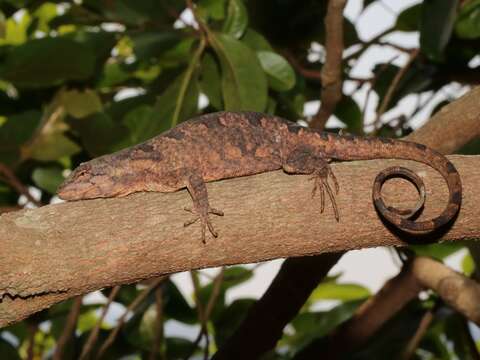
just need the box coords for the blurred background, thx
[0,0,479,359]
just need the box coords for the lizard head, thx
[57,155,132,200]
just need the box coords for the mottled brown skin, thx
[58,112,462,242]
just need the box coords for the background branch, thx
[310,0,347,130]
[294,256,480,359]
[404,86,480,154]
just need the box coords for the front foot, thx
[184,206,224,243]
[309,166,340,221]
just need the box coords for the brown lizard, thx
[57,111,462,242]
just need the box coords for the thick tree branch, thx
[1,155,479,327]
[404,86,480,154]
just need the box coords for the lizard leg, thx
[184,172,224,243]
[283,149,340,221]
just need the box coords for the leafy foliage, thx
[0,0,479,359]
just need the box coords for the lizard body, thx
[58,111,462,242]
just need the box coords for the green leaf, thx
[29,133,81,161]
[166,337,197,359]
[148,40,204,132]
[395,4,421,32]
[0,110,39,147]
[106,94,155,122]
[455,0,480,39]
[462,253,474,276]
[49,4,105,28]
[67,30,117,72]
[61,88,102,119]
[131,31,181,60]
[124,303,157,351]
[198,0,227,21]
[210,33,267,111]
[241,29,273,52]
[199,53,223,109]
[69,112,130,156]
[123,105,155,145]
[0,110,40,165]
[213,299,255,347]
[77,308,99,333]
[164,280,197,324]
[98,61,130,88]
[33,2,58,33]
[288,301,361,350]
[310,282,370,302]
[334,96,363,134]
[149,69,199,134]
[265,97,277,114]
[0,11,31,45]
[420,0,459,61]
[32,167,64,194]
[223,0,248,39]
[410,243,464,261]
[257,51,295,91]
[0,338,20,360]
[0,37,95,87]
[101,0,185,26]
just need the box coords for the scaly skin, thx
[58,111,462,242]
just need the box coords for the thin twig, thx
[372,49,419,132]
[26,322,38,360]
[362,55,399,131]
[185,268,225,360]
[282,50,322,82]
[80,286,121,360]
[0,163,42,207]
[96,277,166,359]
[310,0,347,130]
[149,287,165,360]
[378,41,415,53]
[401,309,434,360]
[53,296,83,360]
[344,28,392,63]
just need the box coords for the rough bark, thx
[1,154,479,327]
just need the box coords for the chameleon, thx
[57,111,462,243]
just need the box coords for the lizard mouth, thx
[57,163,102,200]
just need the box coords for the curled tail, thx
[325,134,462,234]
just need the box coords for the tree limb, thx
[404,86,480,155]
[1,154,479,327]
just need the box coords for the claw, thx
[320,182,325,213]
[183,205,223,243]
[209,208,224,216]
[328,168,340,194]
[184,217,200,227]
[310,168,340,221]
